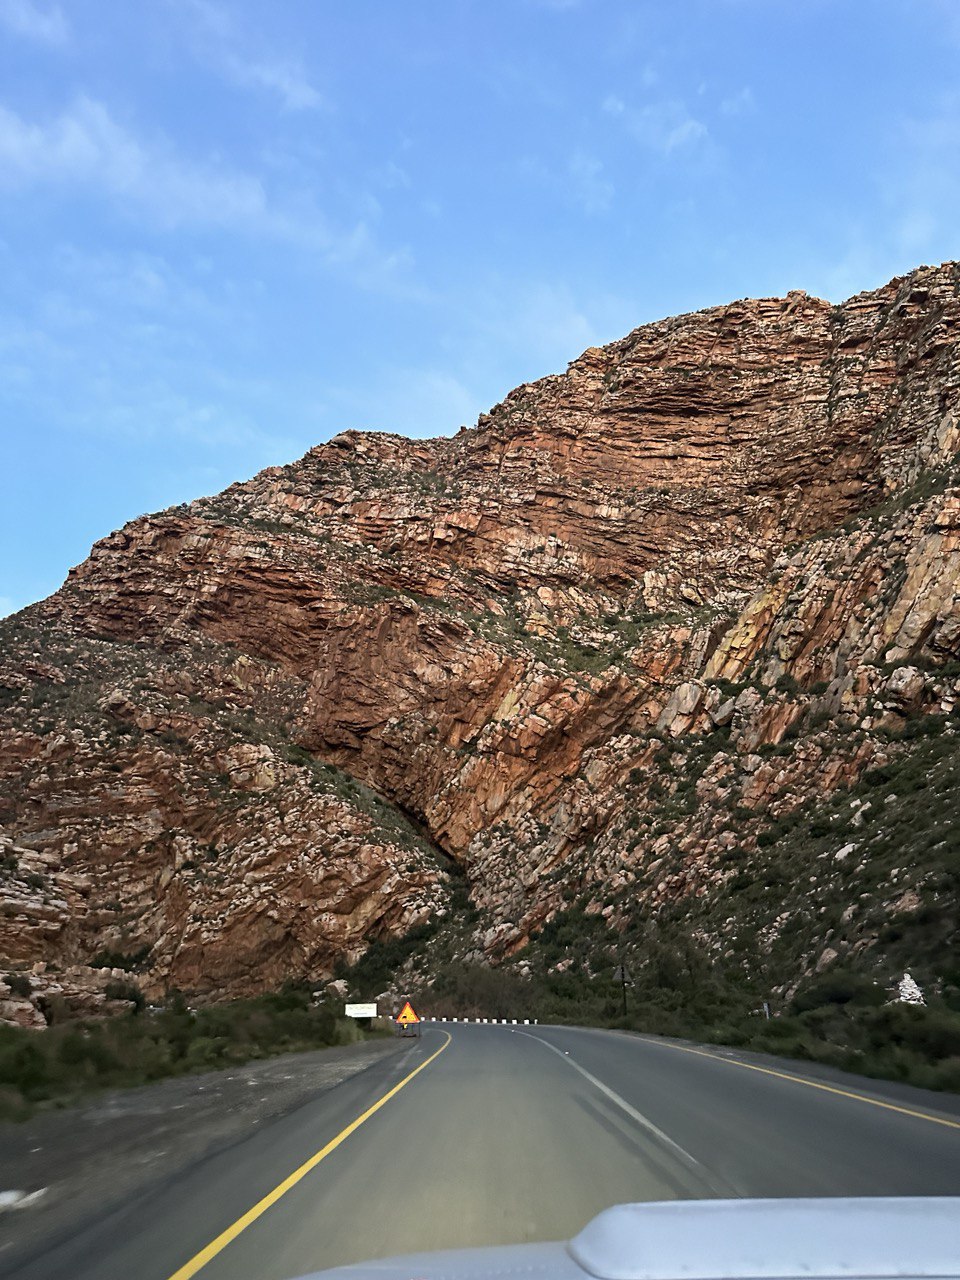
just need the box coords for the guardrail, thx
[420,1017,538,1024]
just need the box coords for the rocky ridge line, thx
[1,260,958,1019]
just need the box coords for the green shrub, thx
[0,1040,50,1099]
[90,946,152,972]
[792,971,885,1012]
[901,714,947,740]
[57,1029,119,1075]
[340,921,440,995]
[864,765,894,787]
[105,979,145,1011]
[184,1036,229,1069]
[875,1005,960,1059]
[0,983,353,1116]
[930,1057,960,1092]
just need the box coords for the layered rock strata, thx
[1,261,958,1017]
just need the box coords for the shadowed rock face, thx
[2,261,959,1012]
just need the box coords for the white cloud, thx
[795,92,960,305]
[0,282,302,455]
[372,160,412,192]
[0,95,415,291]
[475,279,635,375]
[0,239,323,472]
[174,0,324,112]
[603,95,708,153]
[323,280,636,442]
[884,94,960,264]
[175,0,228,38]
[720,87,754,117]
[809,240,899,306]
[0,96,270,230]
[932,0,960,46]
[567,151,613,215]
[895,210,938,257]
[900,96,960,182]
[221,53,324,112]
[0,0,67,44]
[506,284,598,364]
[517,151,613,218]
[51,244,237,327]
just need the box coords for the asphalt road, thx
[9,1023,960,1280]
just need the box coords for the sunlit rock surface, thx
[2,261,959,1015]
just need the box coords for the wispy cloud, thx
[793,88,960,305]
[0,595,18,619]
[931,0,960,46]
[886,93,960,263]
[0,96,270,229]
[173,0,324,112]
[0,95,416,290]
[0,0,67,45]
[567,151,613,214]
[325,278,636,443]
[602,93,708,153]
[52,243,237,324]
[720,86,754,117]
[220,54,324,112]
[0,258,304,457]
[474,279,635,375]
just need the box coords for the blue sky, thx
[2,0,959,616]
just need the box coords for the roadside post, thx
[612,963,631,1018]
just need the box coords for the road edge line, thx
[633,1036,960,1131]
[165,1031,452,1280]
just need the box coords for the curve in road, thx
[10,1023,960,1280]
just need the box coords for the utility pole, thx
[613,959,629,1017]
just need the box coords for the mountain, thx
[2,261,959,1043]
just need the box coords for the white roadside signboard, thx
[344,1002,378,1018]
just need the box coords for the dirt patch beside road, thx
[0,1036,401,1276]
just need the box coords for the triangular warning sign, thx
[396,1000,420,1024]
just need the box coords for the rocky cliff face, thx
[2,261,959,1021]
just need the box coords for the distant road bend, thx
[12,1023,960,1280]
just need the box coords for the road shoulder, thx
[0,1037,402,1277]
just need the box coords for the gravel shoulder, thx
[0,1036,402,1276]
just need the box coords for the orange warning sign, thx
[396,1000,420,1025]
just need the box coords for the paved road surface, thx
[8,1024,960,1280]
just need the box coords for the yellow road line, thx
[635,1036,960,1132]
[166,1032,452,1280]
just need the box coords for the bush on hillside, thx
[0,983,352,1119]
[792,971,885,1012]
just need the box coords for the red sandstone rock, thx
[2,261,959,1010]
